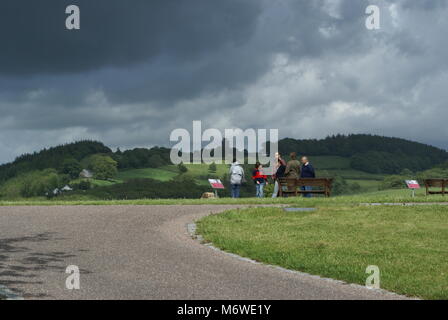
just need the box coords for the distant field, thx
[113,156,384,192]
[116,168,178,182]
[311,156,351,169]
[183,163,229,177]
[65,157,384,193]
[321,169,385,180]
[0,155,406,200]
[70,178,118,187]
[346,179,379,192]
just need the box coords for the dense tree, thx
[0,141,111,183]
[147,154,165,168]
[208,162,217,173]
[417,167,448,180]
[75,180,92,191]
[278,134,447,174]
[71,178,209,200]
[178,162,188,174]
[400,169,414,177]
[0,169,66,199]
[114,147,172,170]
[60,158,82,179]
[331,175,361,195]
[88,155,118,180]
[379,175,407,190]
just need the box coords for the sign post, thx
[405,180,420,198]
[208,179,225,198]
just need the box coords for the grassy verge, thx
[196,205,448,299]
[1,189,448,206]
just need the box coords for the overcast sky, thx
[1,0,447,164]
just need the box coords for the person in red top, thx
[252,162,268,198]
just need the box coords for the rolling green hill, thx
[0,135,447,200]
[279,134,448,174]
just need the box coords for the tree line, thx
[0,141,174,184]
[279,134,448,174]
[1,134,447,186]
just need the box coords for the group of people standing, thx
[270,152,316,198]
[228,152,316,198]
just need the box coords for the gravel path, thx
[0,205,409,300]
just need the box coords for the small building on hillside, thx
[79,169,93,179]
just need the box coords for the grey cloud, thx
[1,0,448,164]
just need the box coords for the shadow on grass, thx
[0,232,90,299]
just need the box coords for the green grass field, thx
[197,204,448,299]
[111,156,384,192]
[346,179,380,192]
[0,156,384,199]
[116,167,178,181]
[84,163,229,187]
[70,178,118,187]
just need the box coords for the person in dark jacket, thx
[300,156,315,198]
[272,152,286,198]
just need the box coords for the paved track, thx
[0,205,408,300]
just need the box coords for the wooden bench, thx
[424,179,447,196]
[278,178,333,198]
[277,178,298,197]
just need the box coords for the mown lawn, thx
[197,205,448,299]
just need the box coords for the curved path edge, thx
[158,205,413,300]
[0,205,415,300]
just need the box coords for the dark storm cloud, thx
[0,0,267,106]
[0,0,261,74]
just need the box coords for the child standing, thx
[252,162,268,198]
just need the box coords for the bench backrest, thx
[278,178,333,188]
[424,179,447,188]
[278,178,298,191]
[296,178,333,187]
